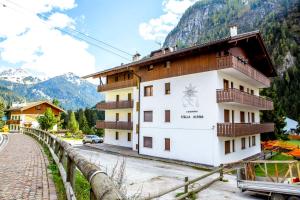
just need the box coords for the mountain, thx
[164,0,300,122]
[0,71,103,110]
[164,0,300,74]
[0,68,44,84]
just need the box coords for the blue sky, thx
[0,0,197,77]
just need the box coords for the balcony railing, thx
[96,121,133,130]
[7,119,21,124]
[217,123,274,137]
[97,100,134,110]
[216,89,273,110]
[98,78,138,92]
[217,56,270,87]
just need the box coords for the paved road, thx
[74,145,265,200]
[0,133,57,200]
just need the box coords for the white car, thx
[83,135,103,144]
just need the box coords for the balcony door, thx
[116,113,119,122]
[224,109,230,123]
[240,111,245,123]
[116,95,119,102]
[231,110,234,123]
[223,79,229,90]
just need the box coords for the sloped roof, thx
[82,30,276,79]
[6,101,65,112]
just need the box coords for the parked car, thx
[83,135,103,144]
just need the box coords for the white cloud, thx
[139,0,198,42]
[0,0,96,77]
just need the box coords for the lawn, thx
[287,140,300,146]
[255,153,296,177]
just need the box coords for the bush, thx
[65,132,72,138]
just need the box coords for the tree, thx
[78,110,90,134]
[37,108,58,131]
[0,98,5,129]
[67,111,79,133]
[52,99,60,106]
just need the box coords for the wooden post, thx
[90,188,96,200]
[219,164,224,181]
[184,177,189,194]
[66,156,76,189]
[275,163,279,182]
[264,163,268,177]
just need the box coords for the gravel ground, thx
[73,146,265,200]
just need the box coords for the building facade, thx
[6,101,64,132]
[84,30,275,166]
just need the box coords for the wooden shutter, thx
[165,138,170,151]
[165,110,170,122]
[116,132,119,140]
[116,113,119,122]
[251,113,255,123]
[165,82,170,94]
[143,137,152,148]
[128,93,132,101]
[252,136,256,146]
[224,109,230,122]
[241,138,246,149]
[128,113,131,122]
[128,133,131,141]
[225,140,231,154]
[223,79,229,90]
[240,111,245,123]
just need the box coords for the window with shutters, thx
[144,86,153,96]
[165,110,170,122]
[115,132,119,140]
[252,136,256,146]
[165,82,170,94]
[144,111,153,122]
[225,140,231,154]
[143,137,152,148]
[241,138,246,149]
[165,138,170,151]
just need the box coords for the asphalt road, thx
[73,144,266,200]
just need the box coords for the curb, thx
[0,133,8,152]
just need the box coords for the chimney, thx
[230,25,237,37]
[132,52,141,62]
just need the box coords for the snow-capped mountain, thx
[0,68,45,84]
[0,71,103,110]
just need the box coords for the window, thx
[165,82,171,94]
[252,136,256,146]
[249,136,251,147]
[231,82,234,89]
[165,110,170,122]
[223,79,229,90]
[225,140,231,154]
[224,109,230,122]
[165,138,170,151]
[165,61,171,68]
[250,89,254,95]
[148,65,154,71]
[116,113,119,122]
[143,137,152,148]
[116,95,119,102]
[115,132,119,140]
[144,86,153,96]
[251,113,255,123]
[239,85,244,92]
[240,111,245,123]
[144,111,153,122]
[241,138,246,149]
[36,105,41,110]
[128,133,131,141]
[232,140,235,152]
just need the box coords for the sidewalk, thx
[0,133,57,200]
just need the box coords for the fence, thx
[22,128,122,200]
[142,165,224,200]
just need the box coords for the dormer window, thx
[36,105,41,110]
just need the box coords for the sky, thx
[0,0,198,78]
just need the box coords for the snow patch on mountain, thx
[0,68,46,84]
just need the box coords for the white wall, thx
[139,71,219,166]
[104,129,132,148]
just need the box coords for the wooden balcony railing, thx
[97,100,134,110]
[96,121,133,130]
[217,56,270,87]
[217,123,274,137]
[216,89,273,110]
[7,119,21,124]
[98,78,138,92]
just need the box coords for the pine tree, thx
[0,98,5,129]
[37,108,58,131]
[67,111,79,133]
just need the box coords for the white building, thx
[84,30,275,167]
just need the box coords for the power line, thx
[1,0,133,61]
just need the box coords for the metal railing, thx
[216,88,273,110]
[217,123,274,137]
[22,128,122,200]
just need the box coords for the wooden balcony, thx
[217,123,274,137]
[217,56,270,88]
[7,119,21,125]
[96,121,133,130]
[97,100,133,110]
[98,78,138,92]
[216,89,273,110]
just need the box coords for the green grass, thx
[75,171,91,200]
[42,144,67,200]
[287,140,300,146]
[255,153,295,177]
[59,137,83,141]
